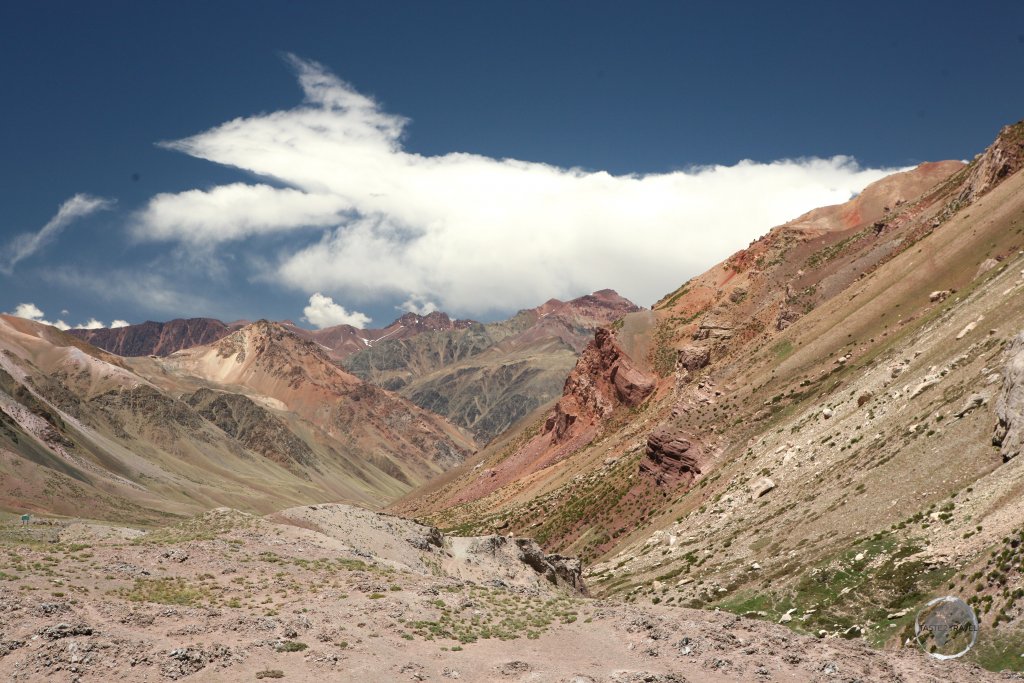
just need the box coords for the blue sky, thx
[2,1,1023,330]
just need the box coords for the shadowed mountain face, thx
[68,318,243,357]
[343,290,642,442]
[69,312,477,360]
[0,316,474,521]
[395,121,1024,661]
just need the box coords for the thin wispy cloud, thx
[1,194,114,275]
[132,55,900,314]
[44,267,217,316]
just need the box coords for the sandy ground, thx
[0,506,1009,682]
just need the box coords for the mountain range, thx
[2,119,1024,676]
[70,290,639,444]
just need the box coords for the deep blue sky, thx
[2,1,1023,328]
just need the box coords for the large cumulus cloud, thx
[133,55,899,314]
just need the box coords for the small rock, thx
[957,318,983,340]
[750,477,775,498]
[497,661,531,676]
[955,394,987,418]
[161,548,189,563]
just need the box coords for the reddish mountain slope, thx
[67,318,242,357]
[147,321,476,483]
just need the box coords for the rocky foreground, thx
[0,506,1009,682]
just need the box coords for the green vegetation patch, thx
[713,531,953,645]
[116,577,209,606]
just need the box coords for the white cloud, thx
[136,183,349,244]
[110,319,130,328]
[7,303,70,330]
[302,292,371,329]
[399,295,438,316]
[1,194,114,275]
[5,305,129,331]
[135,55,902,313]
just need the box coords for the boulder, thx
[750,477,775,498]
[976,258,1000,279]
[929,290,951,303]
[910,376,941,398]
[640,427,702,487]
[676,346,711,374]
[612,362,656,406]
[994,333,1024,462]
[776,307,801,331]
[955,394,987,418]
[956,320,980,340]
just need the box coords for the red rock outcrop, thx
[639,427,702,487]
[545,327,654,443]
[676,346,711,374]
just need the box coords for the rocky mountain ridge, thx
[396,120,1024,672]
[344,290,641,442]
[0,315,474,519]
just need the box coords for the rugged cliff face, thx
[993,332,1024,462]
[545,327,655,443]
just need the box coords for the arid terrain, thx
[3,120,1024,681]
[0,507,1004,682]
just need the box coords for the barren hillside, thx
[395,121,1024,671]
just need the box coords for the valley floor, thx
[0,509,1007,683]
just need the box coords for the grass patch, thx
[968,630,1024,672]
[116,577,209,606]
[772,340,794,361]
